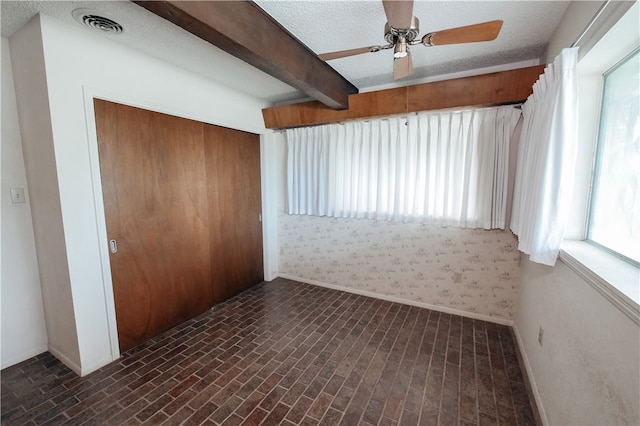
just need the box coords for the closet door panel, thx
[204,124,264,302]
[95,99,213,351]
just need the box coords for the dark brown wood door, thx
[95,99,214,351]
[204,124,263,302]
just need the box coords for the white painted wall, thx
[260,131,287,281]
[1,37,49,369]
[515,260,639,425]
[9,13,274,375]
[8,19,81,371]
[545,0,603,62]
[546,0,635,63]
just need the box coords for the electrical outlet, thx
[453,272,462,283]
[10,188,26,204]
[538,326,544,346]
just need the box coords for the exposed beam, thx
[262,65,546,129]
[133,1,358,110]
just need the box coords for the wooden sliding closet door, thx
[204,124,263,302]
[95,99,213,351]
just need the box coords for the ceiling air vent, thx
[72,9,123,34]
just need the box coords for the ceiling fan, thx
[318,0,503,80]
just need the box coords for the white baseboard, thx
[48,345,82,376]
[79,355,117,377]
[2,345,111,377]
[512,323,548,426]
[0,345,48,370]
[277,274,514,327]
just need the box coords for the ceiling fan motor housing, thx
[384,16,419,44]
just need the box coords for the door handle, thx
[109,239,118,254]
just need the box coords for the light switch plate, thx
[10,188,26,204]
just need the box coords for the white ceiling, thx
[1,0,571,105]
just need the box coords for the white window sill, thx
[559,240,640,325]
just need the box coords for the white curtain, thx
[511,48,579,265]
[287,105,521,229]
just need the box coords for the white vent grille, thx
[72,9,123,34]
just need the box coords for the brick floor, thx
[1,278,538,425]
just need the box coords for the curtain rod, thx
[370,104,524,121]
[278,104,524,130]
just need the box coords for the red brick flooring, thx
[1,278,537,425]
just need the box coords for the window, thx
[561,2,639,309]
[586,48,640,265]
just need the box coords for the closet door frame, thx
[82,87,277,359]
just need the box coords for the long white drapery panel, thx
[511,48,579,265]
[287,105,521,229]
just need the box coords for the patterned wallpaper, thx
[278,214,521,321]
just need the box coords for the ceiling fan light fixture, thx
[393,38,408,58]
[317,1,504,81]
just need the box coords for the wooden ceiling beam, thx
[133,1,358,110]
[262,65,546,129]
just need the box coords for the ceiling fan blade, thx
[318,46,379,61]
[425,20,503,46]
[393,53,413,80]
[382,0,414,29]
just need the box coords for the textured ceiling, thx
[255,0,570,90]
[1,1,571,105]
[0,0,299,103]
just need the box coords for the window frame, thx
[560,0,639,312]
[584,46,640,268]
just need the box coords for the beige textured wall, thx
[279,214,520,321]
